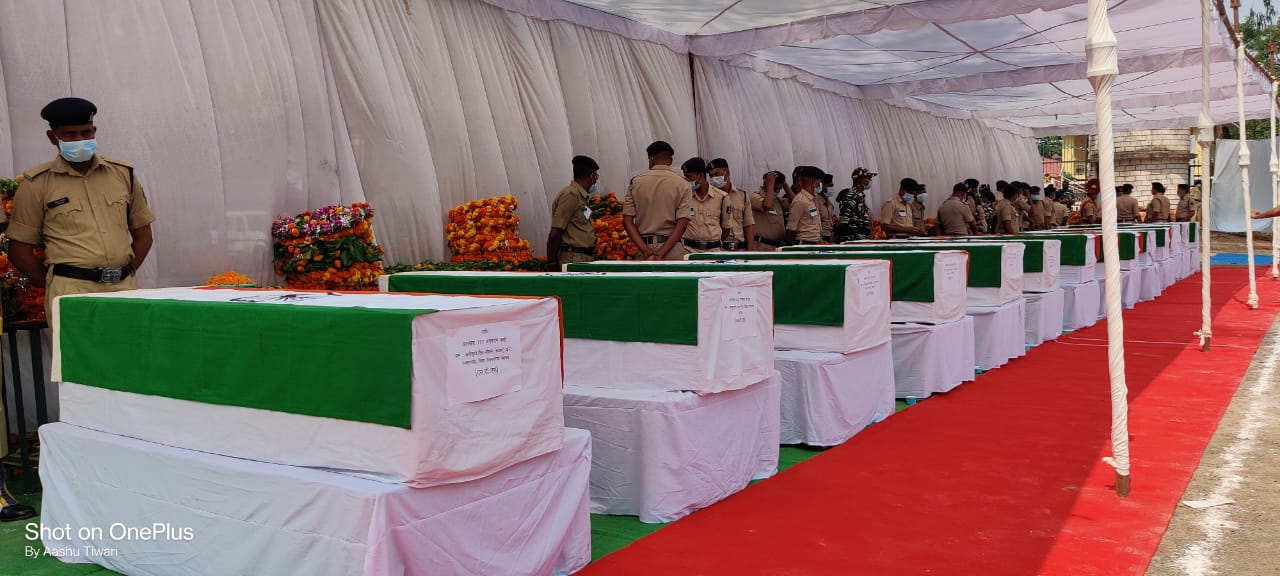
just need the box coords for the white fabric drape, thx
[1210,140,1276,233]
[1,0,1038,286]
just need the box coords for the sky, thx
[1243,0,1271,19]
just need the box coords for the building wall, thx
[1088,129,1195,212]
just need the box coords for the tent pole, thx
[1199,0,1215,352]
[1087,0,1131,498]
[1270,43,1279,279]
[1233,0,1261,308]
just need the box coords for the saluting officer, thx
[8,98,155,320]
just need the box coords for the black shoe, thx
[0,504,36,522]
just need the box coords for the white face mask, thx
[588,181,600,196]
[902,193,915,203]
[59,138,96,163]
[916,192,928,203]
[709,175,727,189]
[1031,194,1043,201]
[691,180,701,192]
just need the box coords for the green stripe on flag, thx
[59,297,429,428]
[388,273,700,345]
[564,261,847,326]
[1012,235,1089,266]
[785,244,1005,288]
[688,251,936,302]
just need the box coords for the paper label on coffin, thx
[788,243,1022,306]
[721,288,761,339]
[446,322,523,405]
[855,268,882,314]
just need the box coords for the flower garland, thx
[0,175,47,321]
[384,259,545,275]
[589,193,637,260]
[870,219,887,240]
[206,271,256,287]
[272,202,385,291]
[446,196,537,265]
[1068,210,1082,225]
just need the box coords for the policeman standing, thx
[545,156,600,271]
[708,158,754,251]
[8,98,155,321]
[786,166,825,245]
[622,141,693,260]
[749,171,790,251]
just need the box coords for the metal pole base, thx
[1116,472,1131,497]
[1202,335,1212,352]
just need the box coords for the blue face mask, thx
[691,181,701,192]
[815,183,824,195]
[903,193,915,203]
[588,182,600,196]
[59,138,96,163]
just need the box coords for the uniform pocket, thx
[46,201,86,235]
[106,193,130,227]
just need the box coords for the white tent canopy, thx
[489,0,1274,136]
[0,0,1259,286]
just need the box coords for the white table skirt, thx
[889,317,976,399]
[1139,264,1160,302]
[1062,281,1101,332]
[774,344,896,447]
[563,373,781,523]
[1098,269,1140,317]
[1023,289,1065,348]
[1160,258,1176,290]
[38,423,592,576]
[967,298,1028,371]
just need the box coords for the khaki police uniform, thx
[722,186,755,250]
[787,190,823,244]
[1080,198,1099,224]
[910,200,926,230]
[971,199,987,234]
[1117,194,1139,222]
[1176,196,1198,222]
[937,196,975,235]
[1052,202,1069,227]
[817,194,835,242]
[624,165,694,260]
[1039,198,1056,228]
[750,189,790,251]
[880,194,915,237]
[1147,194,1171,223]
[1026,198,1047,230]
[10,155,156,319]
[550,182,597,264]
[682,187,729,254]
[994,198,1022,233]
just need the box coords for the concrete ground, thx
[1147,314,1280,576]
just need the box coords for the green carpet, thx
[2,402,919,573]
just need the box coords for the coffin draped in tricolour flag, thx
[52,287,566,487]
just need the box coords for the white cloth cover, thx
[889,316,976,399]
[1211,140,1278,233]
[1061,262,1099,285]
[56,289,566,487]
[774,344,896,447]
[965,242,1025,307]
[967,298,1029,371]
[38,423,592,576]
[1159,259,1177,290]
[1062,280,1101,332]
[1139,264,1160,302]
[1023,239,1061,293]
[1024,288,1065,348]
[562,374,781,523]
[1098,270,1140,315]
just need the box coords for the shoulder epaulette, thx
[100,156,134,169]
[20,162,55,181]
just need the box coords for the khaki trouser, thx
[45,273,139,325]
[639,242,687,261]
[558,250,596,266]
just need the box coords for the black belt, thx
[821,235,834,243]
[52,263,133,284]
[683,239,722,250]
[641,234,670,245]
[561,245,596,255]
[754,236,784,247]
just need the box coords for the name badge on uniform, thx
[583,206,592,220]
[47,197,70,209]
[898,209,907,217]
[767,209,778,216]
[808,208,818,218]
[689,207,696,218]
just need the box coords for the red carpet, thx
[584,267,1277,576]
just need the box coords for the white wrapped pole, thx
[1198,0,1215,351]
[1271,45,1279,279]
[1087,0,1131,497]
[1234,1,1260,308]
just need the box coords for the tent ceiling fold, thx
[482,0,1274,136]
